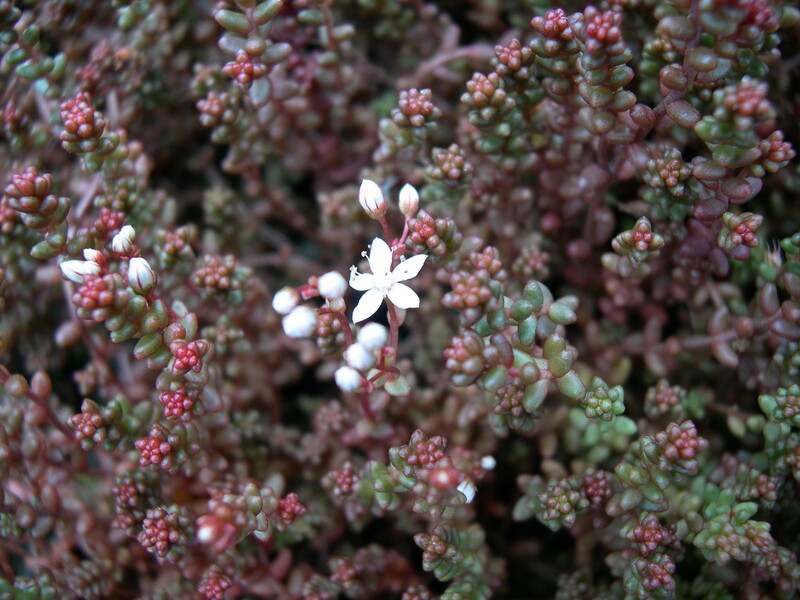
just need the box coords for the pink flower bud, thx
[358,179,387,220]
[128,257,157,295]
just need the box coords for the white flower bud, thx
[59,259,103,284]
[317,271,347,300]
[457,479,477,504]
[282,305,318,338]
[82,248,106,267]
[344,343,375,371]
[398,183,419,217]
[112,225,136,256]
[356,322,389,351]
[358,179,387,220]
[480,455,496,470]
[334,365,363,392]
[128,257,157,295]
[272,287,299,315]
[197,522,215,543]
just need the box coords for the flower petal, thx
[387,283,420,310]
[349,270,375,292]
[392,254,427,282]
[367,237,392,275]
[352,289,384,323]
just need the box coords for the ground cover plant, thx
[1,0,800,598]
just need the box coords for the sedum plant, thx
[0,0,799,598]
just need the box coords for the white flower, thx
[272,287,299,315]
[398,183,419,217]
[317,271,347,300]
[128,257,157,295]
[349,237,427,323]
[59,258,103,283]
[457,479,477,504]
[344,342,375,371]
[112,225,136,256]
[282,305,318,338]
[356,322,389,351]
[334,366,363,392]
[358,179,387,220]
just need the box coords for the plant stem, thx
[386,301,400,353]
[335,312,355,346]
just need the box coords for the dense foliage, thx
[1,0,799,598]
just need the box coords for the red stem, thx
[334,312,355,346]
[379,217,392,245]
[385,301,400,354]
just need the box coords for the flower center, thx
[373,271,394,294]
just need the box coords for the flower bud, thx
[196,520,216,544]
[128,257,157,295]
[282,305,318,338]
[82,248,107,270]
[196,514,237,554]
[272,287,299,315]
[327,297,346,313]
[399,183,419,217]
[457,479,477,503]
[356,322,389,351]
[358,179,387,220]
[112,225,136,256]
[480,455,496,470]
[317,271,347,300]
[344,342,375,371]
[430,468,459,490]
[60,259,103,283]
[334,365,363,392]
